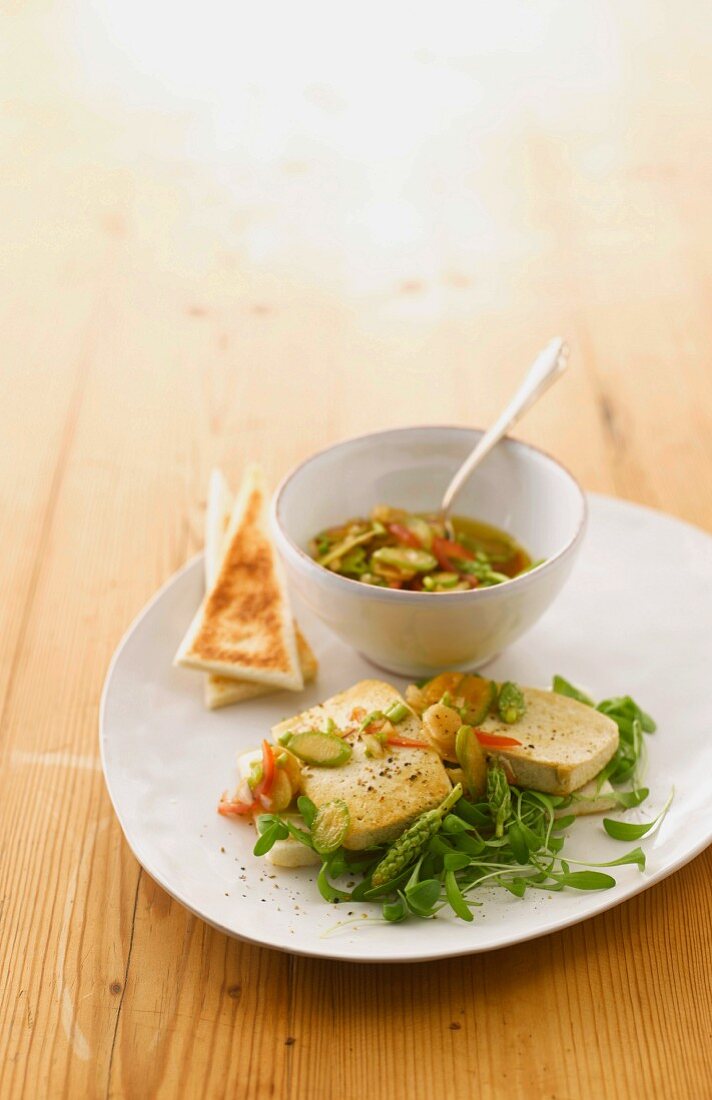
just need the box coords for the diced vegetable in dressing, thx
[310,507,533,591]
[404,516,433,548]
[457,676,497,725]
[312,800,350,854]
[288,731,353,767]
[410,672,497,726]
[455,725,488,797]
[371,547,438,573]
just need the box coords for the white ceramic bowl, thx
[272,426,587,677]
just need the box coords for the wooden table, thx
[1,4,710,1097]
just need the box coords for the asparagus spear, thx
[370,784,463,888]
[497,681,526,724]
[487,764,512,838]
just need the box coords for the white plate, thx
[100,495,712,963]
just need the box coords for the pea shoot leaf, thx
[507,822,530,865]
[445,871,474,921]
[405,879,441,915]
[253,820,288,856]
[552,675,594,706]
[603,819,657,840]
[552,871,616,890]
[297,795,317,828]
[317,863,351,903]
[443,851,471,872]
[383,895,407,923]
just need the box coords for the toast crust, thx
[205,629,317,708]
[175,465,302,689]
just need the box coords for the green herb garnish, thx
[255,773,653,923]
[250,679,662,925]
[552,675,595,706]
[603,789,674,840]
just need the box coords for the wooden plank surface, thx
[0,3,710,1097]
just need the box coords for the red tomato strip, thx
[253,740,276,808]
[388,522,421,548]
[261,740,275,791]
[474,730,522,748]
[216,787,256,814]
[217,793,254,816]
[218,740,276,817]
[432,537,473,571]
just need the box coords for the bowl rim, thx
[272,424,588,605]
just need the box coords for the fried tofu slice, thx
[272,680,452,850]
[175,464,303,690]
[200,469,317,708]
[477,687,619,796]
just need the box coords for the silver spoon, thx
[440,336,570,533]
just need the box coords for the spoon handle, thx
[440,337,570,518]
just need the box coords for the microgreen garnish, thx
[253,816,289,856]
[549,870,616,890]
[445,870,474,921]
[247,677,662,925]
[551,675,595,706]
[317,862,351,903]
[254,778,654,923]
[603,789,674,840]
[297,795,318,828]
[382,895,407,922]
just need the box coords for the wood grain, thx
[0,2,710,1097]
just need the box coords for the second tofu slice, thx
[477,687,619,795]
[272,680,452,850]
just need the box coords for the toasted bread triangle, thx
[200,468,317,708]
[205,631,318,708]
[175,464,303,690]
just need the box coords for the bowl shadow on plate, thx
[357,650,504,679]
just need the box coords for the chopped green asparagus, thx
[487,763,512,837]
[497,681,526,724]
